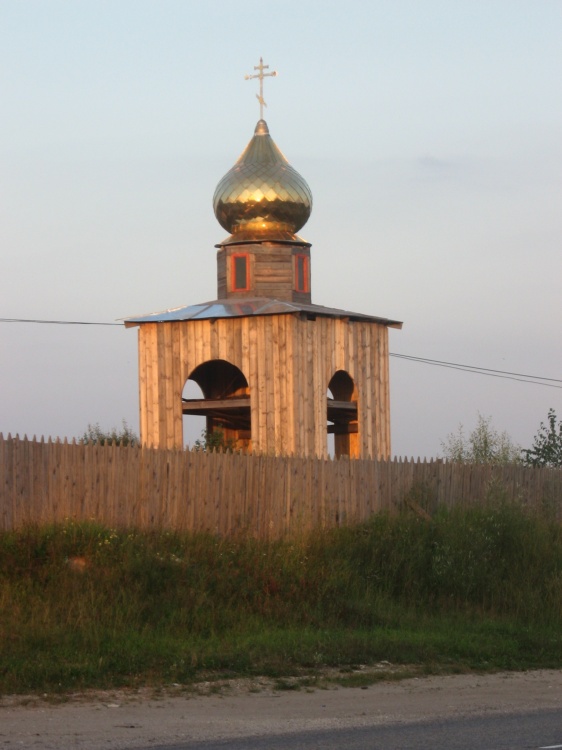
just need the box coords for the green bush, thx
[80,420,138,446]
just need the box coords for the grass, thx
[1,498,562,696]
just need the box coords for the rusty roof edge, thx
[121,298,402,329]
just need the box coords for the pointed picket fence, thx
[1,434,560,536]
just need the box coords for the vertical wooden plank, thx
[260,454,272,539]
[357,324,369,458]
[366,457,375,515]
[171,447,182,530]
[138,328,148,447]
[216,316,229,366]
[198,447,208,532]
[378,326,387,458]
[291,316,303,457]
[263,316,276,451]
[183,449,194,531]
[311,319,322,459]
[303,319,315,457]
[288,455,299,533]
[145,324,158,448]
[244,451,254,532]
[59,438,69,522]
[276,316,287,454]
[140,445,151,528]
[260,317,273,452]
[240,315,251,381]
[91,442,100,523]
[284,316,296,457]
[285,453,296,533]
[170,323,183,448]
[168,447,178,530]
[178,320,189,394]
[270,315,282,454]
[123,445,140,528]
[254,452,263,537]
[271,453,283,538]
[221,450,231,536]
[0,434,11,530]
[313,319,326,458]
[192,320,205,373]
[44,437,54,526]
[158,324,171,450]
[200,446,211,532]
[248,317,260,452]
[209,316,220,361]
[13,436,23,527]
[116,442,126,528]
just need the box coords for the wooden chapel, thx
[125,59,401,459]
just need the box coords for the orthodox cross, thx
[244,57,277,120]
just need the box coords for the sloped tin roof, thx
[123,298,402,328]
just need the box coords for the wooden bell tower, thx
[125,60,401,458]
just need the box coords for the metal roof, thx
[123,298,402,329]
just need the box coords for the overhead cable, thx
[1,316,560,388]
[390,353,562,389]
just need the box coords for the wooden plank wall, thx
[216,244,312,303]
[253,247,294,299]
[1,435,561,536]
[138,314,391,459]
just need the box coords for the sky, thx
[1,0,561,458]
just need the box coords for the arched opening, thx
[182,359,251,451]
[182,379,206,448]
[327,370,359,458]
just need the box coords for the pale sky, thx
[1,0,561,457]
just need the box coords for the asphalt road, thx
[149,709,562,750]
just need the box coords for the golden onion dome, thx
[213,119,312,246]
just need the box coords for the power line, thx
[390,353,562,388]
[0,317,121,326]
[1,316,560,388]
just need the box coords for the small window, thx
[231,254,249,291]
[295,254,309,293]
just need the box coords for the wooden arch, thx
[182,359,251,450]
[327,370,359,458]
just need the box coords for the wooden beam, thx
[328,399,358,411]
[182,397,250,410]
[327,423,358,435]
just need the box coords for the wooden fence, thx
[1,434,561,537]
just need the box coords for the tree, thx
[440,413,521,464]
[522,409,562,468]
[81,420,139,446]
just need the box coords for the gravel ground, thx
[2,669,562,749]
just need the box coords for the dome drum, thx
[216,242,312,304]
